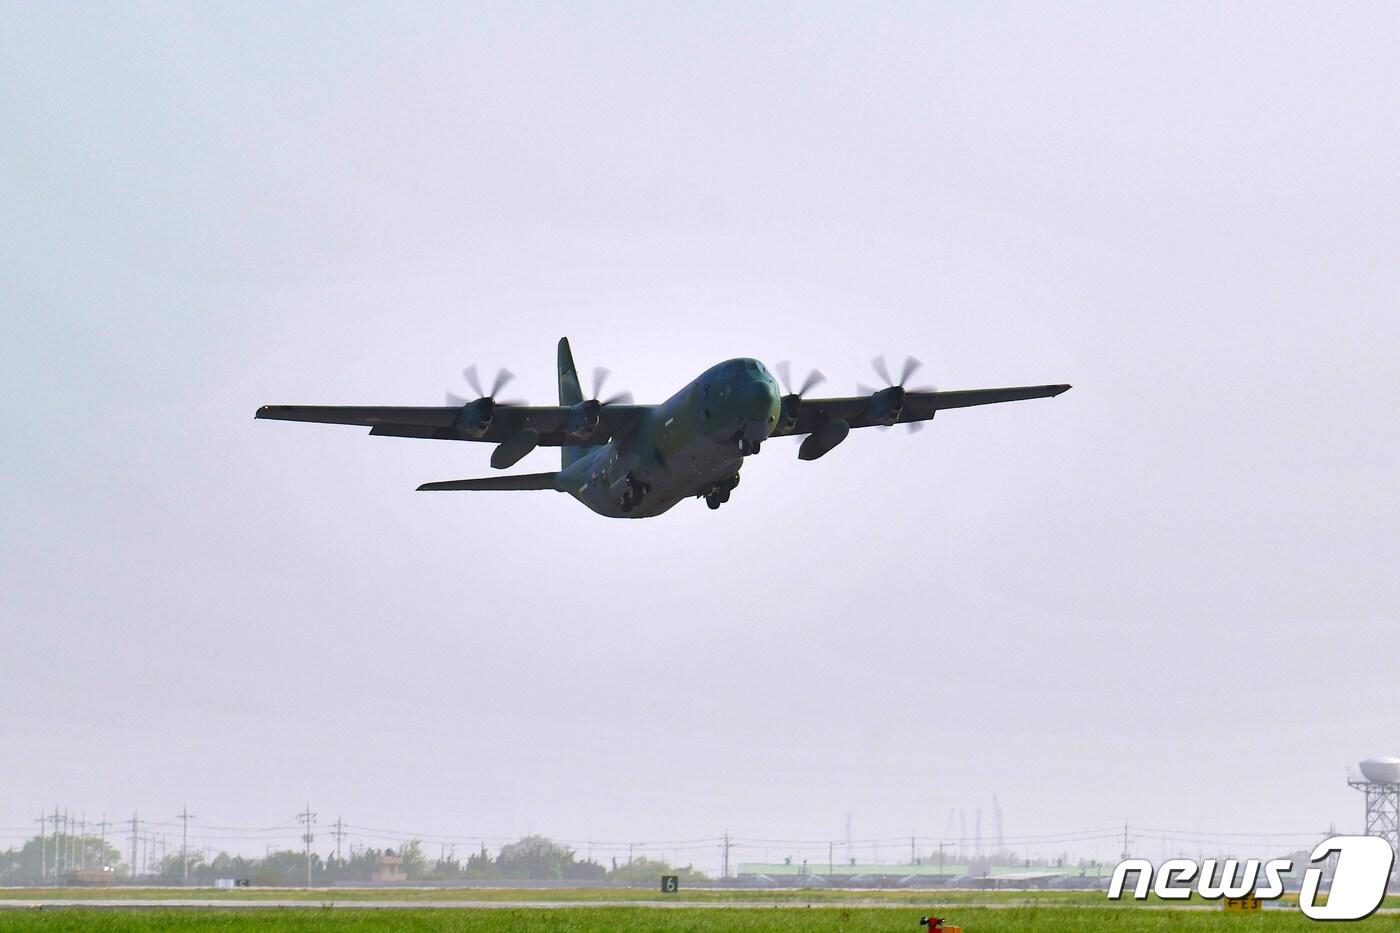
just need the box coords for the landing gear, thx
[702,474,741,511]
[618,476,649,513]
[739,438,762,456]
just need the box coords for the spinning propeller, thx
[858,354,936,432]
[776,360,827,399]
[588,366,634,406]
[562,366,633,440]
[774,360,826,436]
[446,365,526,408]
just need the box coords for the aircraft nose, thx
[746,375,782,436]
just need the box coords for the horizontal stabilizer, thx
[417,472,558,492]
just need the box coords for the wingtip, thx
[1052,384,1072,396]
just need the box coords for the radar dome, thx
[1359,757,1400,784]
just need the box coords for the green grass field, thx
[0,907,1356,933]
[1,887,1389,930]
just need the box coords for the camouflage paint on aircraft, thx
[257,338,1069,519]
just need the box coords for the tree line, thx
[0,833,707,886]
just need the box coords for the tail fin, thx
[558,337,583,407]
[557,337,587,468]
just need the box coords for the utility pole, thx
[911,833,917,866]
[80,813,87,870]
[1121,822,1130,860]
[49,808,61,879]
[129,813,139,882]
[297,804,317,888]
[937,841,948,882]
[331,817,346,863]
[828,841,834,880]
[721,832,731,880]
[175,805,195,884]
[36,815,46,882]
[98,816,109,870]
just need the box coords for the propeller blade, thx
[910,385,939,394]
[778,361,825,398]
[602,390,634,406]
[872,354,893,386]
[592,366,611,400]
[775,360,793,394]
[446,391,469,407]
[899,356,923,386]
[463,365,484,398]
[496,398,528,407]
[857,383,876,397]
[489,368,515,398]
[906,421,925,434]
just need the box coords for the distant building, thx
[371,850,405,883]
[63,868,115,886]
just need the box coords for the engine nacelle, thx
[453,398,495,438]
[866,386,905,427]
[564,399,602,439]
[775,394,802,435]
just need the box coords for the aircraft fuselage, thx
[561,358,781,517]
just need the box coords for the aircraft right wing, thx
[770,384,1072,437]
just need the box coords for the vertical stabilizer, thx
[558,337,583,406]
[558,337,585,468]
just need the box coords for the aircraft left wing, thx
[254,403,650,447]
[770,384,1071,437]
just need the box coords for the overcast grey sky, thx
[2,2,1398,866]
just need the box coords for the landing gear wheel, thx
[706,496,722,510]
[619,477,649,513]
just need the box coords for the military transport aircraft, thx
[256,338,1070,518]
